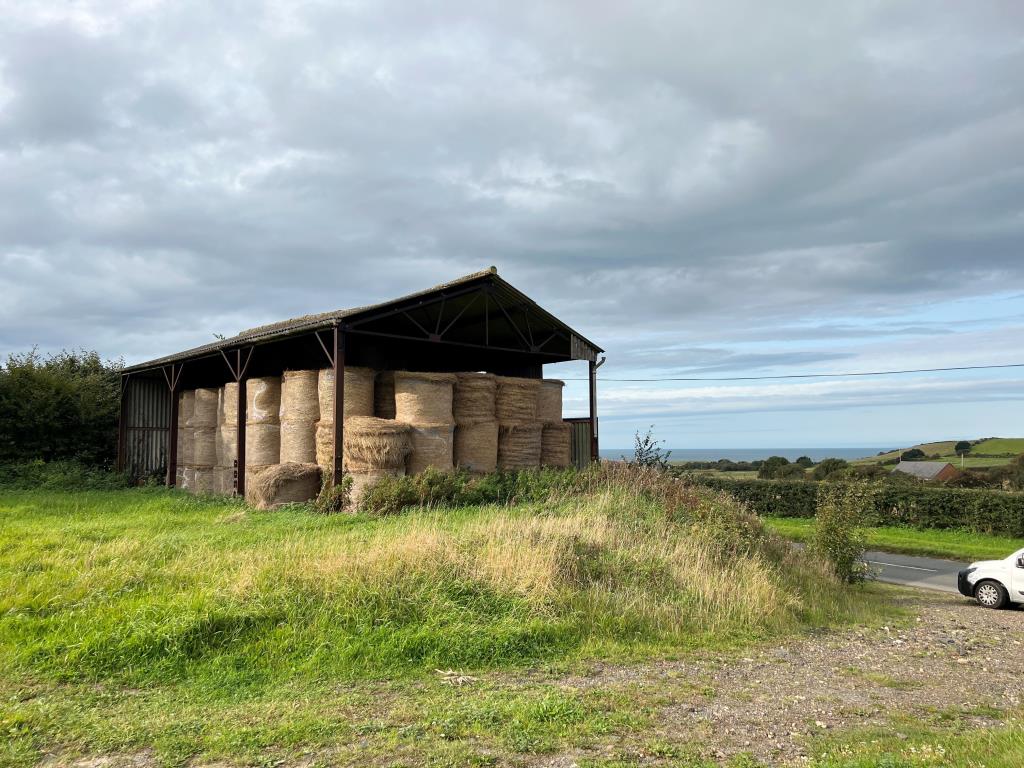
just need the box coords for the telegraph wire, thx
[561,362,1024,382]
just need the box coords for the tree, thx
[900,448,926,461]
[629,426,672,471]
[813,457,849,481]
[795,456,814,468]
[955,441,972,455]
[0,349,122,467]
[757,456,791,479]
[774,463,807,479]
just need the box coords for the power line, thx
[562,362,1024,382]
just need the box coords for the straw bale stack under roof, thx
[537,379,565,424]
[374,371,396,419]
[394,371,456,425]
[454,420,498,474]
[497,421,542,470]
[246,377,281,424]
[246,462,322,509]
[407,423,455,474]
[495,376,540,422]
[318,367,374,421]
[342,416,412,471]
[541,422,572,468]
[453,372,496,423]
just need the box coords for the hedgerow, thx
[682,476,1024,537]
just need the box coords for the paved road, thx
[864,550,967,594]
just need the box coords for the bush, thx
[901,448,925,461]
[774,463,806,479]
[629,427,671,470]
[813,457,849,481]
[0,459,130,490]
[795,456,814,468]
[757,456,791,479]
[679,475,1024,537]
[811,483,872,584]
[0,349,122,467]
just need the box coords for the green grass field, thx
[0,480,898,767]
[763,516,1024,561]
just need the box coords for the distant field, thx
[855,437,1023,468]
[764,516,1024,562]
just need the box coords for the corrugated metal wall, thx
[565,418,592,470]
[123,378,169,480]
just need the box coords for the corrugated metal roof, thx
[124,268,602,372]
[891,461,954,480]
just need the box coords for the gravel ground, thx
[529,590,1024,765]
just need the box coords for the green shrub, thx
[0,349,122,466]
[757,456,791,479]
[0,459,130,490]
[812,457,848,481]
[811,483,872,583]
[679,475,1024,537]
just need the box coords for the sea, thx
[602,447,883,463]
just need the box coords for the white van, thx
[957,548,1024,609]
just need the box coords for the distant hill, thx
[855,437,1024,468]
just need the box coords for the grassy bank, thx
[764,516,1024,561]
[0,469,897,766]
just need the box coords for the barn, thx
[117,268,604,501]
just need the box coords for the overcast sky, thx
[2,1,1023,450]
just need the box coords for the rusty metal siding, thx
[123,378,169,480]
[564,418,592,469]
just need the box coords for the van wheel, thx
[975,580,1009,609]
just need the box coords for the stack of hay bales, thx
[453,373,498,473]
[495,376,542,470]
[279,370,319,464]
[188,388,219,493]
[214,382,238,494]
[245,376,281,482]
[315,366,375,478]
[343,416,412,505]
[246,463,322,510]
[394,371,456,474]
[374,371,396,419]
[538,379,571,467]
[176,390,195,490]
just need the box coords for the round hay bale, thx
[454,419,498,473]
[280,370,320,422]
[497,421,542,470]
[189,388,219,428]
[453,373,496,424]
[407,423,455,475]
[541,422,572,468]
[348,467,405,508]
[280,420,316,464]
[537,380,565,424]
[216,424,238,466]
[193,467,217,495]
[315,420,334,474]
[343,416,411,471]
[495,377,541,422]
[245,422,280,466]
[394,371,456,425]
[374,371,396,419]
[193,427,217,467]
[245,462,322,509]
[178,426,195,466]
[178,466,196,493]
[177,390,195,427]
[214,466,236,496]
[246,377,282,424]
[318,367,374,421]
[220,382,239,426]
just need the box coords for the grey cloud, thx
[0,0,1022,380]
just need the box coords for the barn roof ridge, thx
[124,268,601,373]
